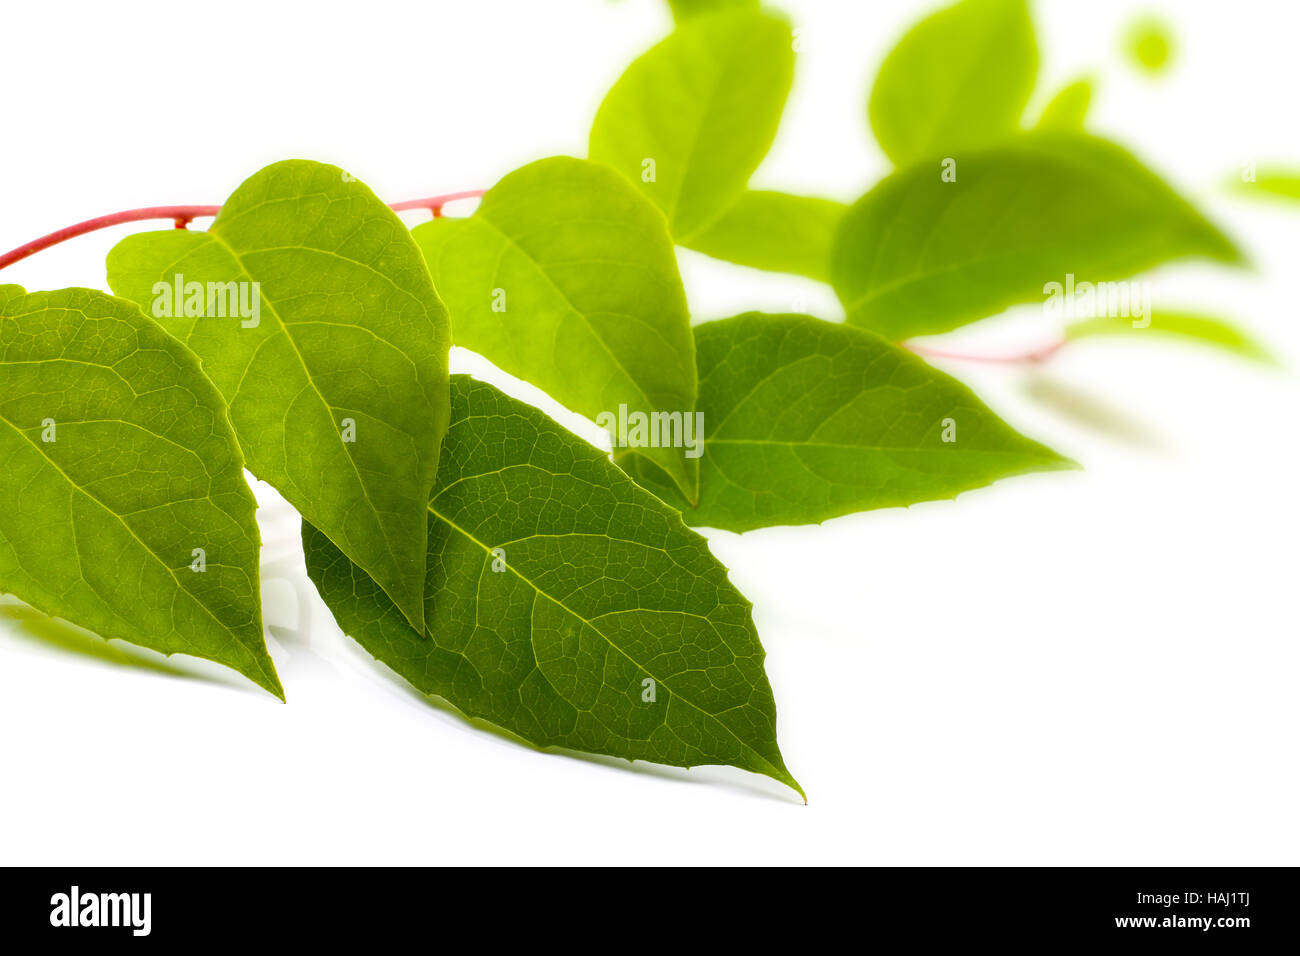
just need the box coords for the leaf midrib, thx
[0,410,274,688]
[202,228,415,620]
[424,496,791,788]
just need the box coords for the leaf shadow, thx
[0,598,251,693]
[343,639,802,805]
[1022,374,1169,451]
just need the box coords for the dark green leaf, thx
[303,376,802,797]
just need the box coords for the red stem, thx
[0,191,485,273]
[904,339,1066,365]
[1,192,1068,367]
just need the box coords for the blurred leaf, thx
[412,157,699,503]
[1232,170,1300,202]
[869,0,1037,166]
[1037,78,1093,130]
[682,190,848,281]
[1066,311,1276,364]
[1126,16,1174,75]
[831,132,1242,341]
[590,8,794,241]
[667,0,757,21]
[620,313,1073,532]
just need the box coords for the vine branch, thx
[1,191,1068,366]
[0,191,485,273]
[904,339,1066,365]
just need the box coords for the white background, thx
[1,0,1296,865]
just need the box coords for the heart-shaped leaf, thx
[303,375,802,797]
[413,156,699,502]
[107,160,450,632]
[589,8,794,242]
[869,0,1037,166]
[831,133,1242,341]
[621,313,1073,532]
[0,288,280,696]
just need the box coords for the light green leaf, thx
[682,190,848,281]
[107,160,450,634]
[1037,78,1093,130]
[303,375,802,797]
[1066,311,1276,365]
[869,0,1037,166]
[0,285,23,306]
[1231,170,1300,202]
[831,133,1242,341]
[0,288,280,697]
[1125,16,1174,75]
[620,313,1072,532]
[413,157,699,503]
[589,8,794,241]
[667,0,757,21]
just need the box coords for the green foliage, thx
[1037,78,1093,130]
[831,133,1242,341]
[413,157,699,502]
[0,288,280,696]
[107,160,450,633]
[621,314,1072,531]
[0,0,1272,794]
[1066,312,1276,365]
[667,0,757,21]
[869,0,1037,166]
[589,8,794,241]
[1232,171,1300,202]
[303,376,802,796]
[1126,17,1174,74]
[682,191,848,282]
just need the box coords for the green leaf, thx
[1125,16,1174,75]
[831,132,1242,341]
[303,375,802,797]
[107,160,450,633]
[0,288,281,697]
[1036,78,1093,130]
[667,0,757,21]
[869,0,1037,166]
[620,313,1073,532]
[412,157,699,503]
[589,8,794,241]
[1231,170,1300,202]
[1066,311,1277,365]
[681,190,849,281]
